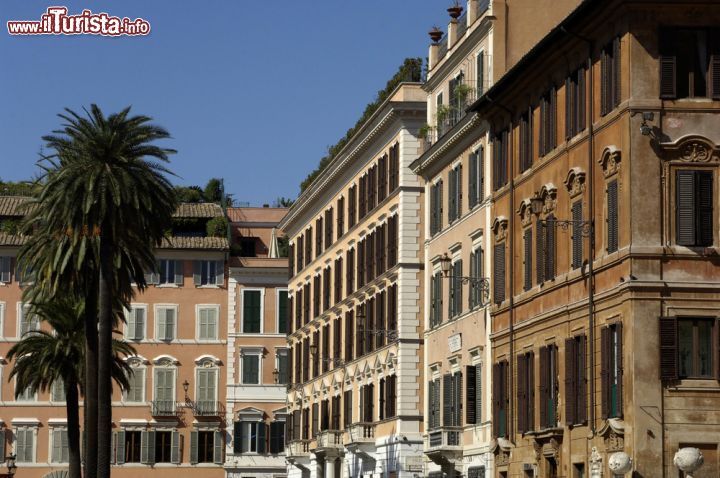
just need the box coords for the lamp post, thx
[357,310,399,342]
[4,454,16,478]
[529,194,593,236]
[182,379,190,402]
[438,253,491,306]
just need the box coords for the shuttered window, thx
[276,349,289,385]
[126,306,146,340]
[477,51,486,95]
[493,243,506,305]
[676,170,713,247]
[565,67,586,139]
[0,256,11,283]
[571,201,584,269]
[315,217,323,256]
[305,227,313,263]
[565,335,587,426]
[448,164,463,222]
[277,291,288,334]
[539,344,558,429]
[428,378,442,429]
[607,179,619,253]
[334,258,343,303]
[430,180,444,235]
[155,306,176,341]
[544,215,557,280]
[323,268,331,312]
[601,322,623,418]
[123,368,145,402]
[469,248,484,308]
[16,428,34,463]
[242,355,260,384]
[430,271,443,327]
[539,87,557,156]
[344,310,354,361]
[193,260,224,286]
[51,428,69,463]
[601,38,622,113]
[492,361,508,438]
[389,143,400,192]
[343,389,353,427]
[523,228,532,291]
[243,290,262,333]
[348,184,357,228]
[516,351,535,434]
[198,306,218,340]
[337,197,345,239]
[519,109,533,172]
[346,249,355,294]
[442,373,461,426]
[466,364,482,425]
[660,28,720,99]
[492,130,509,190]
[325,208,333,249]
[378,154,388,202]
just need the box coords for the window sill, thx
[195,285,220,289]
[156,284,180,288]
[667,379,720,392]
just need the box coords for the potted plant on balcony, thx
[428,26,444,43]
[448,1,464,19]
[453,83,474,107]
[419,123,434,140]
[435,104,451,126]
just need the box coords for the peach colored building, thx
[279,83,426,478]
[224,206,290,478]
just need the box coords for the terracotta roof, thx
[172,203,224,219]
[226,207,288,224]
[0,196,32,217]
[0,233,27,246]
[159,236,229,250]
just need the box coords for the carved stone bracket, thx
[492,217,509,243]
[517,199,534,227]
[537,184,558,215]
[598,417,626,452]
[491,438,514,467]
[598,146,622,178]
[659,135,720,163]
[564,167,587,199]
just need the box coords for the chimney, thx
[448,19,458,50]
[467,0,478,24]
[428,27,443,71]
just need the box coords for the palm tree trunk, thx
[97,240,113,478]
[66,376,82,478]
[84,287,98,478]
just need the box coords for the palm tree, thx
[6,299,135,478]
[21,105,177,478]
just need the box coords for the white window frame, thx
[154,304,178,342]
[157,259,180,286]
[16,302,39,338]
[275,288,289,334]
[124,304,147,341]
[195,304,220,341]
[241,288,265,334]
[0,256,11,283]
[239,348,263,385]
[195,365,219,405]
[49,427,69,463]
[0,302,5,338]
[153,366,177,404]
[123,365,146,403]
[275,348,289,385]
[14,426,37,463]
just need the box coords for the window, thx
[430,180,443,235]
[126,305,146,340]
[378,155,388,203]
[430,271,443,327]
[448,164,463,223]
[322,267,331,312]
[675,170,713,247]
[536,215,556,283]
[343,390,353,427]
[269,421,285,454]
[469,467,487,478]
[348,184,357,228]
[344,311,354,362]
[155,306,176,341]
[379,375,397,420]
[277,290,288,334]
[234,421,267,454]
[191,430,223,464]
[607,180,619,253]
[158,259,183,285]
[196,368,218,412]
[359,383,374,423]
[449,71,465,125]
[492,361,509,438]
[313,275,321,317]
[15,383,35,402]
[565,335,587,426]
[477,51,486,96]
[465,364,482,425]
[468,148,484,208]
[469,248,484,308]
[153,367,176,412]
[15,428,35,463]
[600,38,620,116]
[679,319,714,378]
[539,344,558,429]
[243,290,262,333]
[123,367,145,403]
[197,306,218,340]
[239,237,257,257]
[519,108,533,172]
[276,350,289,385]
[154,430,180,463]
[315,217,323,256]
[325,208,333,249]
[51,428,69,463]
[442,372,462,426]
[449,260,463,318]
[51,379,66,402]
[193,260,224,286]
[18,303,39,337]
[427,378,441,429]
[539,87,557,156]
[602,322,624,418]
[337,197,345,239]
[118,430,141,463]
[516,352,534,433]
[565,67,586,139]
[660,28,720,99]
[493,243,506,304]
[571,201,584,269]
[389,143,400,192]
[492,129,509,190]
[334,258,343,304]
[523,228,532,291]
[0,256,11,283]
[242,355,260,384]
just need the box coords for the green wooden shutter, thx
[171,431,181,464]
[213,430,224,463]
[115,430,125,465]
[443,373,452,426]
[190,430,199,464]
[517,354,527,433]
[492,363,500,437]
[141,430,155,464]
[257,423,266,454]
[173,260,183,285]
[477,51,485,95]
[243,291,261,333]
[545,215,556,279]
[233,422,241,453]
[466,365,477,424]
[278,290,288,333]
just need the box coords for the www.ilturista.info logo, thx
[7,7,150,36]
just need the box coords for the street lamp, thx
[5,454,16,477]
[182,379,190,402]
[439,253,491,306]
[309,344,345,367]
[357,310,399,342]
[530,193,593,236]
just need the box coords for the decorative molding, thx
[194,354,222,366]
[537,184,558,215]
[564,167,586,199]
[660,135,720,163]
[516,199,533,227]
[492,217,509,243]
[598,146,622,178]
[152,355,179,366]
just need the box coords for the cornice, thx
[412,113,485,176]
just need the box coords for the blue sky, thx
[0,1,443,205]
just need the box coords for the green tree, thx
[203,177,223,202]
[29,105,177,478]
[6,299,135,478]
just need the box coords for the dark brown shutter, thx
[528,352,535,431]
[565,76,573,140]
[607,180,619,253]
[577,335,588,424]
[659,55,677,99]
[442,374,452,426]
[517,354,527,433]
[676,170,697,246]
[536,221,545,284]
[539,346,549,428]
[466,365,477,425]
[550,87,557,150]
[457,164,463,217]
[612,38,621,107]
[493,243,505,304]
[546,215,556,279]
[601,48,609,115]
[572,201,583,269]
[615,323,624,417]
[578,68,586,131]
[492,363,501,437]
[600,326,611,418]
[697,171,714,246]
[565,338,577,426]
[524,228,532,291]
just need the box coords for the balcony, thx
[315,430,343,454]
[193,400,225,418]
[345,422,376,457]
[286,439,311,459]
[150,400,182,418]
[425,427,463,465]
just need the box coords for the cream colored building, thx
[279,83,426,478]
